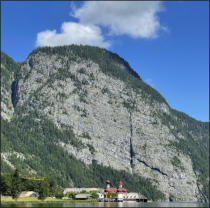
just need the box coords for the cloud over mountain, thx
[72,1,165,38]
[36,22,110,48]
[36,2,165,47]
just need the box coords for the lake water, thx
[1,201,209,207]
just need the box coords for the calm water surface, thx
[1,201,209,207]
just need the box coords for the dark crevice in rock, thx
[129,111,135,172]
[11,76,19,108]
[137,158,168,176]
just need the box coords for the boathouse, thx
[75,193,92,200]
[123,192,148,202]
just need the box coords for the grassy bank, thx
[1,196,97,203]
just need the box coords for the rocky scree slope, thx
[1,46,209,202]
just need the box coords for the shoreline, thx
[1,197,208,204]
[1,196,97,203]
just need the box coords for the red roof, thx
[104,188,117,193]
[117,188,127,193]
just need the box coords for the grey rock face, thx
[7,50,206,201]
[1,63,15,121]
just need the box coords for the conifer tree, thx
[0,174,11,195]
[38,180,49,200]
[11,169,21,199]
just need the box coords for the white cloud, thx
[72,1,165,38]
[36,22,110,48]
[36,2,166,48]
[145,78,155,87]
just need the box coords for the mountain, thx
[1,45,209,202]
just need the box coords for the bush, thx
[65,192,76,199]
[91,192,99,199]
[55,188,64,199]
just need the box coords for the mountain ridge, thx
[1,45,209,202]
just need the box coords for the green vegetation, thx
[78,67,86,74]
[0,174,12,196]
[65,192,76,199]
[91,192,99,199]
[1,170,63,199]
[123,98,136,111]
[73,105,88,117]
[89,72,95,81]
[80,108,88,117]
[1,51,20,74]
[11,169,21,199]
[171,156,184,171]
[1,47,209,201]
[101,87,111,95]
[86,144,96,155]
[1,52,20,108]
[57,92,68,101]
[38,181,47,200]
[107,192,118,199]
[1,196,96,204]
[1,114,165,201]
[172,109,209,149]
[81,132,91,140]
[28,45,168,105]
[160,109,209,201]
[168,139,209,200]
[82,78,89,85]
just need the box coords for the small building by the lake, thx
[63,179,148,202]
[64,187,103,194]
[19,191,39,198]
[104,180,148,202]
[123,192,148,202]
[75,193,92,200]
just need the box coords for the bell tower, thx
[106,180,111,188]
[119,181,123,188]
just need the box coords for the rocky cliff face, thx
[1,52,18,121]
[1,46,209,202]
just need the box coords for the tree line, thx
[1,114,166,201]
[0,169,63,200]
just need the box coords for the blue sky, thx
[1,1,209,122]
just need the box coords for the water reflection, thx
[2,201,209,207]
[117,202,123,207]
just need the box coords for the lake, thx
[1,201,209,207]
